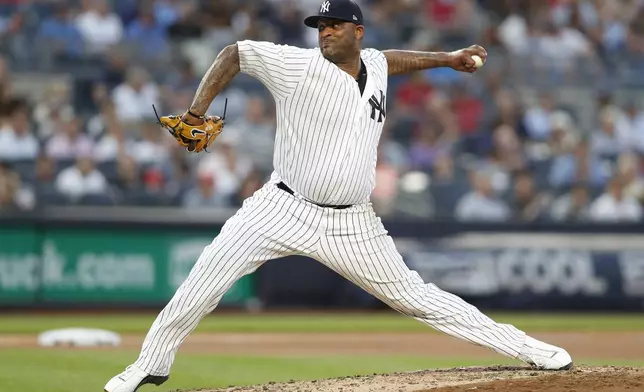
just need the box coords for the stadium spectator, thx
[479,124,526,194]
[45,117,94,160]
[55,155,108,201]
[455,169,510,222]
[32,81,75,139]
[112,66,160,123]
[224,95,275,175]
[450,82,484,136]
[431,153,457,185]
[532,20,595,79]
[0,99,39,161]
[481,88,525,143]
[182,169,230,209]
[94,119,132,162]
[395,71,433,115]
[197,140,253,200]
[153,0,182,29]
[590,0,629,54]
[130,120,170,166]
[546,110,578,156]
[408,124,451,173]
[231,168,264,207]
[0,55,9,105]
[75,0,124,55]
[36,3,85,59]
[495,4,530,55]
[0,0,641,220]
[523,93,558,142]
[34,154,57,191]
[360,0,401,49]
[617,151,644,204]
[590,106,632,159]
[124,3,169,57]
[163,1,201,42]
[588,177,642,222]
[549,183,591,222]
[422,93,460,146]
[548,139,610,190]
[617,101,644,153]
[113,154,149,204]
[0,162,34,210]
[509,169,552,222]
[627,6,644,53]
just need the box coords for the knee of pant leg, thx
[381,279,467,320]
[377,274,435,318]
[381,289,432,319]
[392,304,427,318]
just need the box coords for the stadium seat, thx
[53,158,76,175]
[121,189,165,207]
[97,160,120,184]
[37,187,71,206]
[10,159,37,183]
[78,193,116,206]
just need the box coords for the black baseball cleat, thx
[104,364,168,392]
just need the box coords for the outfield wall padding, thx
[1,207,643,310]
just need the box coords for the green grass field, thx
[1,312,643,392]
[2,312,643,334]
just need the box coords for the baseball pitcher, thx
[104,1,572,391]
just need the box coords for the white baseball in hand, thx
[471,55,484,68]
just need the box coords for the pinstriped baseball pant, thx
[134,180,526,376]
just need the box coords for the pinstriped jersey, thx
[237,40,388,206]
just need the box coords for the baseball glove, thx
[153,100,227,153]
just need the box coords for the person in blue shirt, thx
[125,7,169,57]
[37,3,84,59]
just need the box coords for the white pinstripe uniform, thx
[131,40,529,376]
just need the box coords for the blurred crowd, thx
[1,0,644,223]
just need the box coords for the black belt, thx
[276,182,352,209]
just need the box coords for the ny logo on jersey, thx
[320,1,330,13]
[368,90,386,122]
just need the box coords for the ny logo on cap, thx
[320,0,330,13]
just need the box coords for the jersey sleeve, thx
[237,40,311,101]
[361,48,388,77]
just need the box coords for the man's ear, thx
[355,25,364,40]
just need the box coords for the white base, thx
[38,328,121,347]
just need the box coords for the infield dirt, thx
[214,365,644,392]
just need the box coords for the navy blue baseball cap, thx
[304,0,364,28]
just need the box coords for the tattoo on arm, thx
[188,43,240,116]
[383,50,451,76]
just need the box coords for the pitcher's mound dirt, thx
[196,366,642,392]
